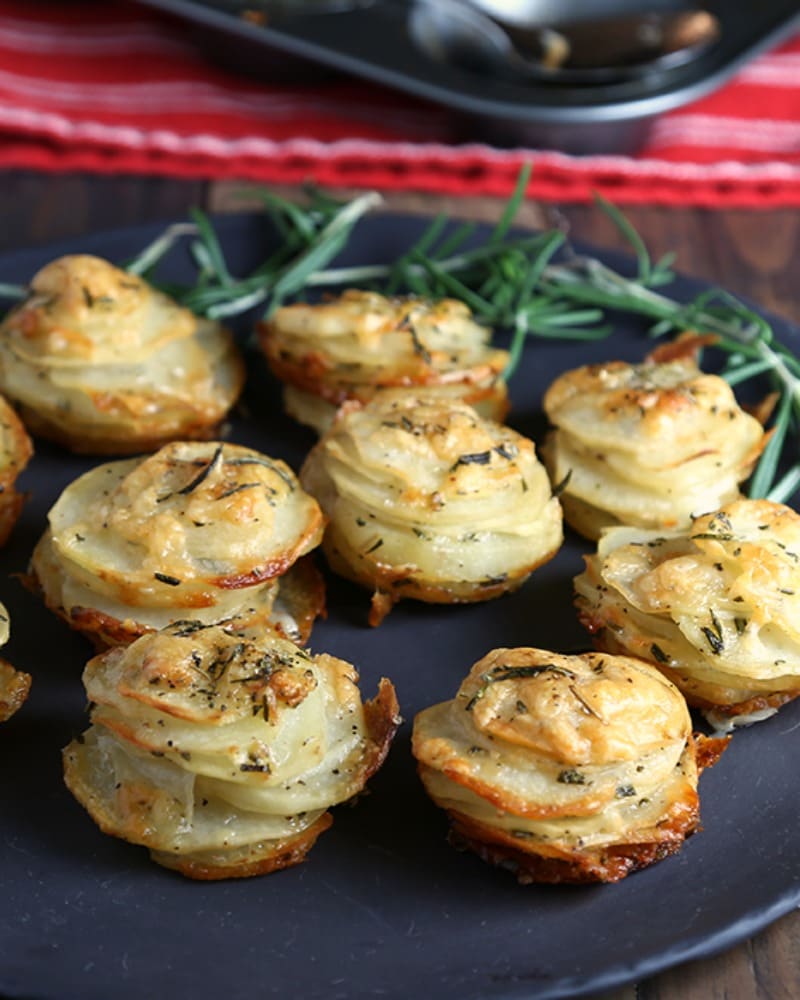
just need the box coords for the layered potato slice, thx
[30,441,325,648]
[63,624,400,878]
[542,359,765,539]
[413,647,726,884]
[575,499,800,727]
[259,290,509,434]
[0,393,33,546]
[0,254,244,453]
[300,392,562,625]
[0,601,31,722]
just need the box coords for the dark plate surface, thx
[1,212,799,1000]
[136,0,800,151]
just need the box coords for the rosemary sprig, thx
[1,166,797,500]
[122,189,384,320]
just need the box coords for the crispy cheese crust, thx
[575,499,800,724]
[0,255,244,454]
[30,441,326,648]
[63,623,400,879]
[260,290,510,434]
[413,646,726,883]
[300,392,562,624]
[542,359,765,539]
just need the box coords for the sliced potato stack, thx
[413,647,726,884]
[0,393,33,546]
[0,601,30,722]
[542,358,765,539]
[260,290,509,434]
[301,391,562,625]
[64,623,399,878]
[31,441,325,648]
[575,499,800,728]
[0,255,244,454]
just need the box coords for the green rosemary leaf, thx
[125,222,197,277]
[489,162,532,244]
[409,253,495,314]
[767,466,800,505]
[650,251,677,285]
[515,229,565,312]
[720,358,776,387]
[248,189,319,241]
[594,192,653,283]
[432,221,478,261]
[527,321,613,340]
[505,312,530,380]
[0,282,27,301]
[385,214,450,294]
[189,208,233,287]
[749,389,793,498]
[266,191,382,311]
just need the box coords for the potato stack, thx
[413,647,726,883]
[260,290,510,434]
[0,254,244,454]
[542,358,765,539]
[575,499,800,727]
[31,441,325,648]
[64,623,399,878]
[301,391,562,624]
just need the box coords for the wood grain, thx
[0,171,797,1000]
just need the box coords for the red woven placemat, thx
[1,1,799,205]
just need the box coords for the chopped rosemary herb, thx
[701,611,725,655]
[465,663,576,711]
[227,456,296,492]
[650,643,670,664]
[557,769,586,785]
[451,451,492,470]
[551,469,572,498]
[177,444,224,496]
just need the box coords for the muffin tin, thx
[135,0,800,152]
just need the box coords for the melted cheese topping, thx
[575,499,800,716]
[0,255,244,453]
[31,441,324,645]
[301,392,562,621]
[542,359,765,538]
[63,624,398,875]
[261,290,509,433]
[413,647,698,855]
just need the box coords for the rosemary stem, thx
[547,257,800,416]
[304,262,394,286]
[0,282,27,300]
[126,222,198,276]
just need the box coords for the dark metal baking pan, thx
[134,0,800,154]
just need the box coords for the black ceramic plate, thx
[1,213,799,1000]
[136,0,800,152]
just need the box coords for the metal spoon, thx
[410,0,721,84]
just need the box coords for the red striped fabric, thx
[0,1,799,205]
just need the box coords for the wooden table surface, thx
[0,170,797,1000]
